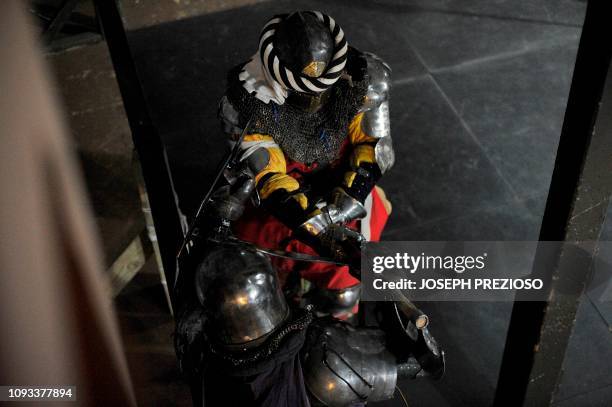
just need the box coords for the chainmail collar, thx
[226,48,369,166]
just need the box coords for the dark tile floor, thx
[120,0,612,405]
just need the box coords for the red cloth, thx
[369,186,389,242]
[234,187,389,290]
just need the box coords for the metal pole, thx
[494,1,612,405]
[94,0,185,307]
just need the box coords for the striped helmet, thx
[258,11,348,94]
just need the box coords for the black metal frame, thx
[494,1,612,405]
[93,0,184,306]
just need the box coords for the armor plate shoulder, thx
[361,52,392,112]
[359,53,394,172]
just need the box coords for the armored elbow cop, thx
[302,284,361,318]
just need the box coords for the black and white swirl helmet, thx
[258,11,348,94]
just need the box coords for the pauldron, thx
[302,319,398,405]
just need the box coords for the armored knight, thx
[218,10,395,318]
[175,234,444,407]
[173,12,445,407]
[173,171,444,406]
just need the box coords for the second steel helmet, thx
[195,243,289,351]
